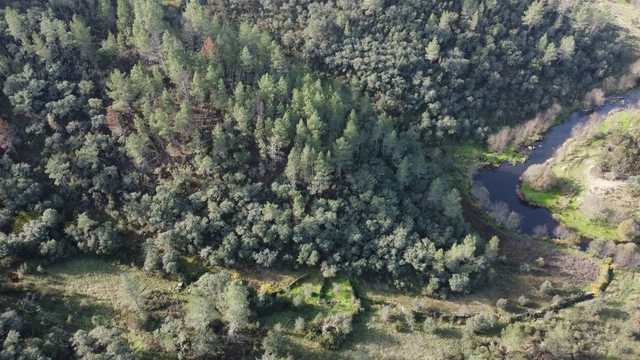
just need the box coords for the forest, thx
[0,0,638,358]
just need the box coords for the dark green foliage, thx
[0,0,628,306]
[65,213,120,255]
[233,0,631,138]
[72,326,139,359]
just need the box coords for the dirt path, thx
[584,160,625,192]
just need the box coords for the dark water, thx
[474,90,640,238]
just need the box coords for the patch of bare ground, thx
[501,236,599,287]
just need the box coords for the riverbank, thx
[520,108,640,243]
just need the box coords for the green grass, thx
[596,109,640,133]
[521,180,620,240]
[556,207,619,241]
[450,142,524,168]
[520,183,565,208]
[12,210,41,233]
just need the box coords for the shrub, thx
[378,305,392,322]
[504,211,523,232]
[496,298,508,309]
[614,243,640,267]
[553,224,571,239]
[303,283,314,298]
[294,317,305,332]
[518,295,530,307]
[466,313,497,334]
[292,295,304,308]
[618,218,639,241]
[411,297,425,311]
[581,194,610,222]
[540,280,554,295]
[423,317,437,334]
[626,176,640,196]
[534,257,545,268]
[522,164,558,191]
[403,308,415,330]
[16,263,28,279]
[585,298,605,315]
[519,263,531,273]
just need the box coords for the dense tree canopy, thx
[0,0,631,303]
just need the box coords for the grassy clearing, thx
[450,142,524,168]
[1,256,179,351]
[25,256,176,303]
[520,182,565,208]
[343,312,468,360]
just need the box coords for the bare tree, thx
[533,224,549,238]
[522,164,558,191]
[553,224,571,239]
[487,127,512,153]
[583,88,605,108]
[580,194,610,222]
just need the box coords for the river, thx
[474,90,640,240]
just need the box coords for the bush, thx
[522,164,558,191]
[423,317,437,334]
[496,298,508,309]
[378,305,392,322]
[534,257,545,268]
[540,280,554,295]
[583,88,605,108]
[519,263,531,273]
[581,194,610,222]
[403,308,415,330]
[618,218,639,241]
[518,295,530,307]
[585,298,605,315]
[588,238,617,259]
[614,243,640,267]
[465,313,497,334]
[292,295,304,308]
[553,224,571,239]
[626,176,640,196]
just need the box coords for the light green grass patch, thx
[30,256,176,303]
[556,206,619,241]
[520,183,566,209]
[596,110,640,133]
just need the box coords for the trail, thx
[584,160,625,193]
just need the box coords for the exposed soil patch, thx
[500,236,599,287]
[585,160,625,192]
